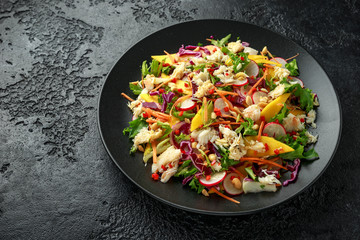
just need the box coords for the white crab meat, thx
[306,109,317,128]
[191,127,219,147]
[282,113,305,132]
[268,84,286,99]
[258,170,281,185]
[170,62,186,80]
[243,46,258,55]
[194,80,214,98]
[242,105,261,122]
[273,66,290,80]
[305,131,318,144]
[151,146,181,174]
[227,40,244,53]
[133,128,162,149]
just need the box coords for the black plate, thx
[98,20,341,215]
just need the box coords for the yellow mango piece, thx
[190,108,203,131]
[253,59,282,67]
[260,93,291,122]
[225,58,233,66]
[151,54,176,64]
[248,55,269,60]
[289,109,305,116]
[244,136,294,157]
[161,73,171,79]
[175,80,192,95]
[139,93,159,103]
[168,116,180,127]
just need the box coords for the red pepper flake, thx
[184,83,189,87]
[159,88,165,93]
[263,133,269,137]
[300,118,305,123]
[162,63,170,67]
[175,129,180,135]
[169,163,173,168]
[215,111,221,116]
[274,149,280,155]
[225,125,230,129]
[276,173,281,178]
[291,131,297,136]
[180,149,185,154]
[177,88,183,93]
[179,111,184,117]
[292,136,297,141]
[206,175,211,181]
[171,78,177,83]
[240,56,245,61]
[225,73,229,76]
[142,113,149,118]
[199,124,203,128]
[209,88,214,94]
[264,143,269,151]
[250,76,255,79]
[151,173,159,181]
[275,119,279,123]
[244,92,247,94]
[224,106,229,112]
[212,49,216,53]
[224,52,227,55]
[190,138,195,142]
[260,116,265,122]
[161,165,167,171]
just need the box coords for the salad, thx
[122,34,319,204]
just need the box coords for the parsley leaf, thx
[221,47,250,73]
[284,83,314,112]
[265,78,277,91]
[123,117,148,139]
[172,110,195,120]
[174,160,197,177]
[269,105,289,123]
[216,145,239,169]
[141,60,149,77]
[157,121,172,140]
[285,59,299,76]
[211,34,231,47]
[279,143,319,160]
[238,118,257,136]
[162,65,175,75]
[189,177,205,194]
[129,83,142,95]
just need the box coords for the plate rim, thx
[97,19,343,215]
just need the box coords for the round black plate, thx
[98,20,341,215]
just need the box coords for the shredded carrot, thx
[257,120,265,141]
[143,107,171,121]
[229,166,245,178]
[196,104,199,112]
[164,50,176,64]
[146,118,157,124]
[121,93,134,102]
[222,115,238,120]
[266,49,277,63]
[141,76,145,88]
[215,89,240,114]
[151,78,173,92]
[240,157,287,170]
[204,150,210,155]
[206,38,212,42]
[264,64,275,68]
[247,69,268,96]
[130,81,139,85]
[151,140,157,164]
[210,187,240,204]
[210,121,231,126]
[203,97,208,123]
[169,94,192,116]
[286,53,299,62]
[215,89,238,96]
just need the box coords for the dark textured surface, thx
[0,0,358,239]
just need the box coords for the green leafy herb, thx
[238,118,258,136]
[150,59,163,77]
[260,184,265,189]
[162,65,175,75]
[269,105,289,123]
[217,85,233,92]
[216,145,239,169]
[221,47,250,73]
[211,34,231,47]
[175,160,198,177]
[279,143,319,160]
[189,177,205,194]
[285,59,299,76]
[123,117,147,139]
[209,74,220,84]
[277,129,308,147]
[141,60,149,77]
[157,121,172,140]
[283,82,314,112]
[197,42,203,46]
[172,110,196,120]
[245,167,257,181]
[130,145,137,155]
[129,83,142,95]
[175,132,190,143]
[265,77,277,91]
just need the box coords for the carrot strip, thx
[210,121,231,126]
[215,89,238,96]
[264,64,275,68]
[229,166,245,178]
[222,115,238,120]
[210,187,240,204]
[247,69,268,96]
[146,118,157,124]
[257,121,265,141]
[203,97,208,123]
[151,140,157,164]
[151,78,173,92]
[240,157,286,170]
[142,107,171,121]
[215,90,239,114]
[267,49,277,63]
[121,93,135,102]
[164,50,176,64]
[285,53,299,62]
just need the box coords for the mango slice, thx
[260,93,291,122]
[175,80,192,95]
[151,54,176,64]
[244,136,294,157]
[190,108,203,131]
[139,93,159,103]
[169,116,180,127]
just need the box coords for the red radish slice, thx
[233,78,248,87]
[178,98,196,111]
[223,173,244,195]
[288,77,304,88]
[244,60,259,78]
[239,84,252,97]
[262,122,286,138]
[199,171,227,187]
[251,91,268,104]
[214,98,233,116]
[270,57,287,68]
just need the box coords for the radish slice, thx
[178,98,196,111]
[199,171,227,187]
[233,78,248,87]
[288,77,304,88]
[244,60,259,78]
[239,84,252,97]
[214,98,233,116]
[270,57,287,68]
[223,173,244,195]
[251,91,268,104]
[262,122,286,138]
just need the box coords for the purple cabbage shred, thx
[178,45,202,58]
[283,159,301,186]
[185,45,211,55]
[142,102,161,110]
[160,91,175,112]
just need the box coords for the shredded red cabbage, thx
[283,159,301,186]
[149,91,159,96]
[161,92,175,112]
[180,140,192,155]
[242,42,250,47]
[182,175,194,185]
[185,45,211,55]
[170,121,190,148]
[142,102,161,110]
[208,142,221,158]
[178,45,202,58]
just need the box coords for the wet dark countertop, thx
[0,0,359,239]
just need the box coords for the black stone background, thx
[0,0,359,239]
